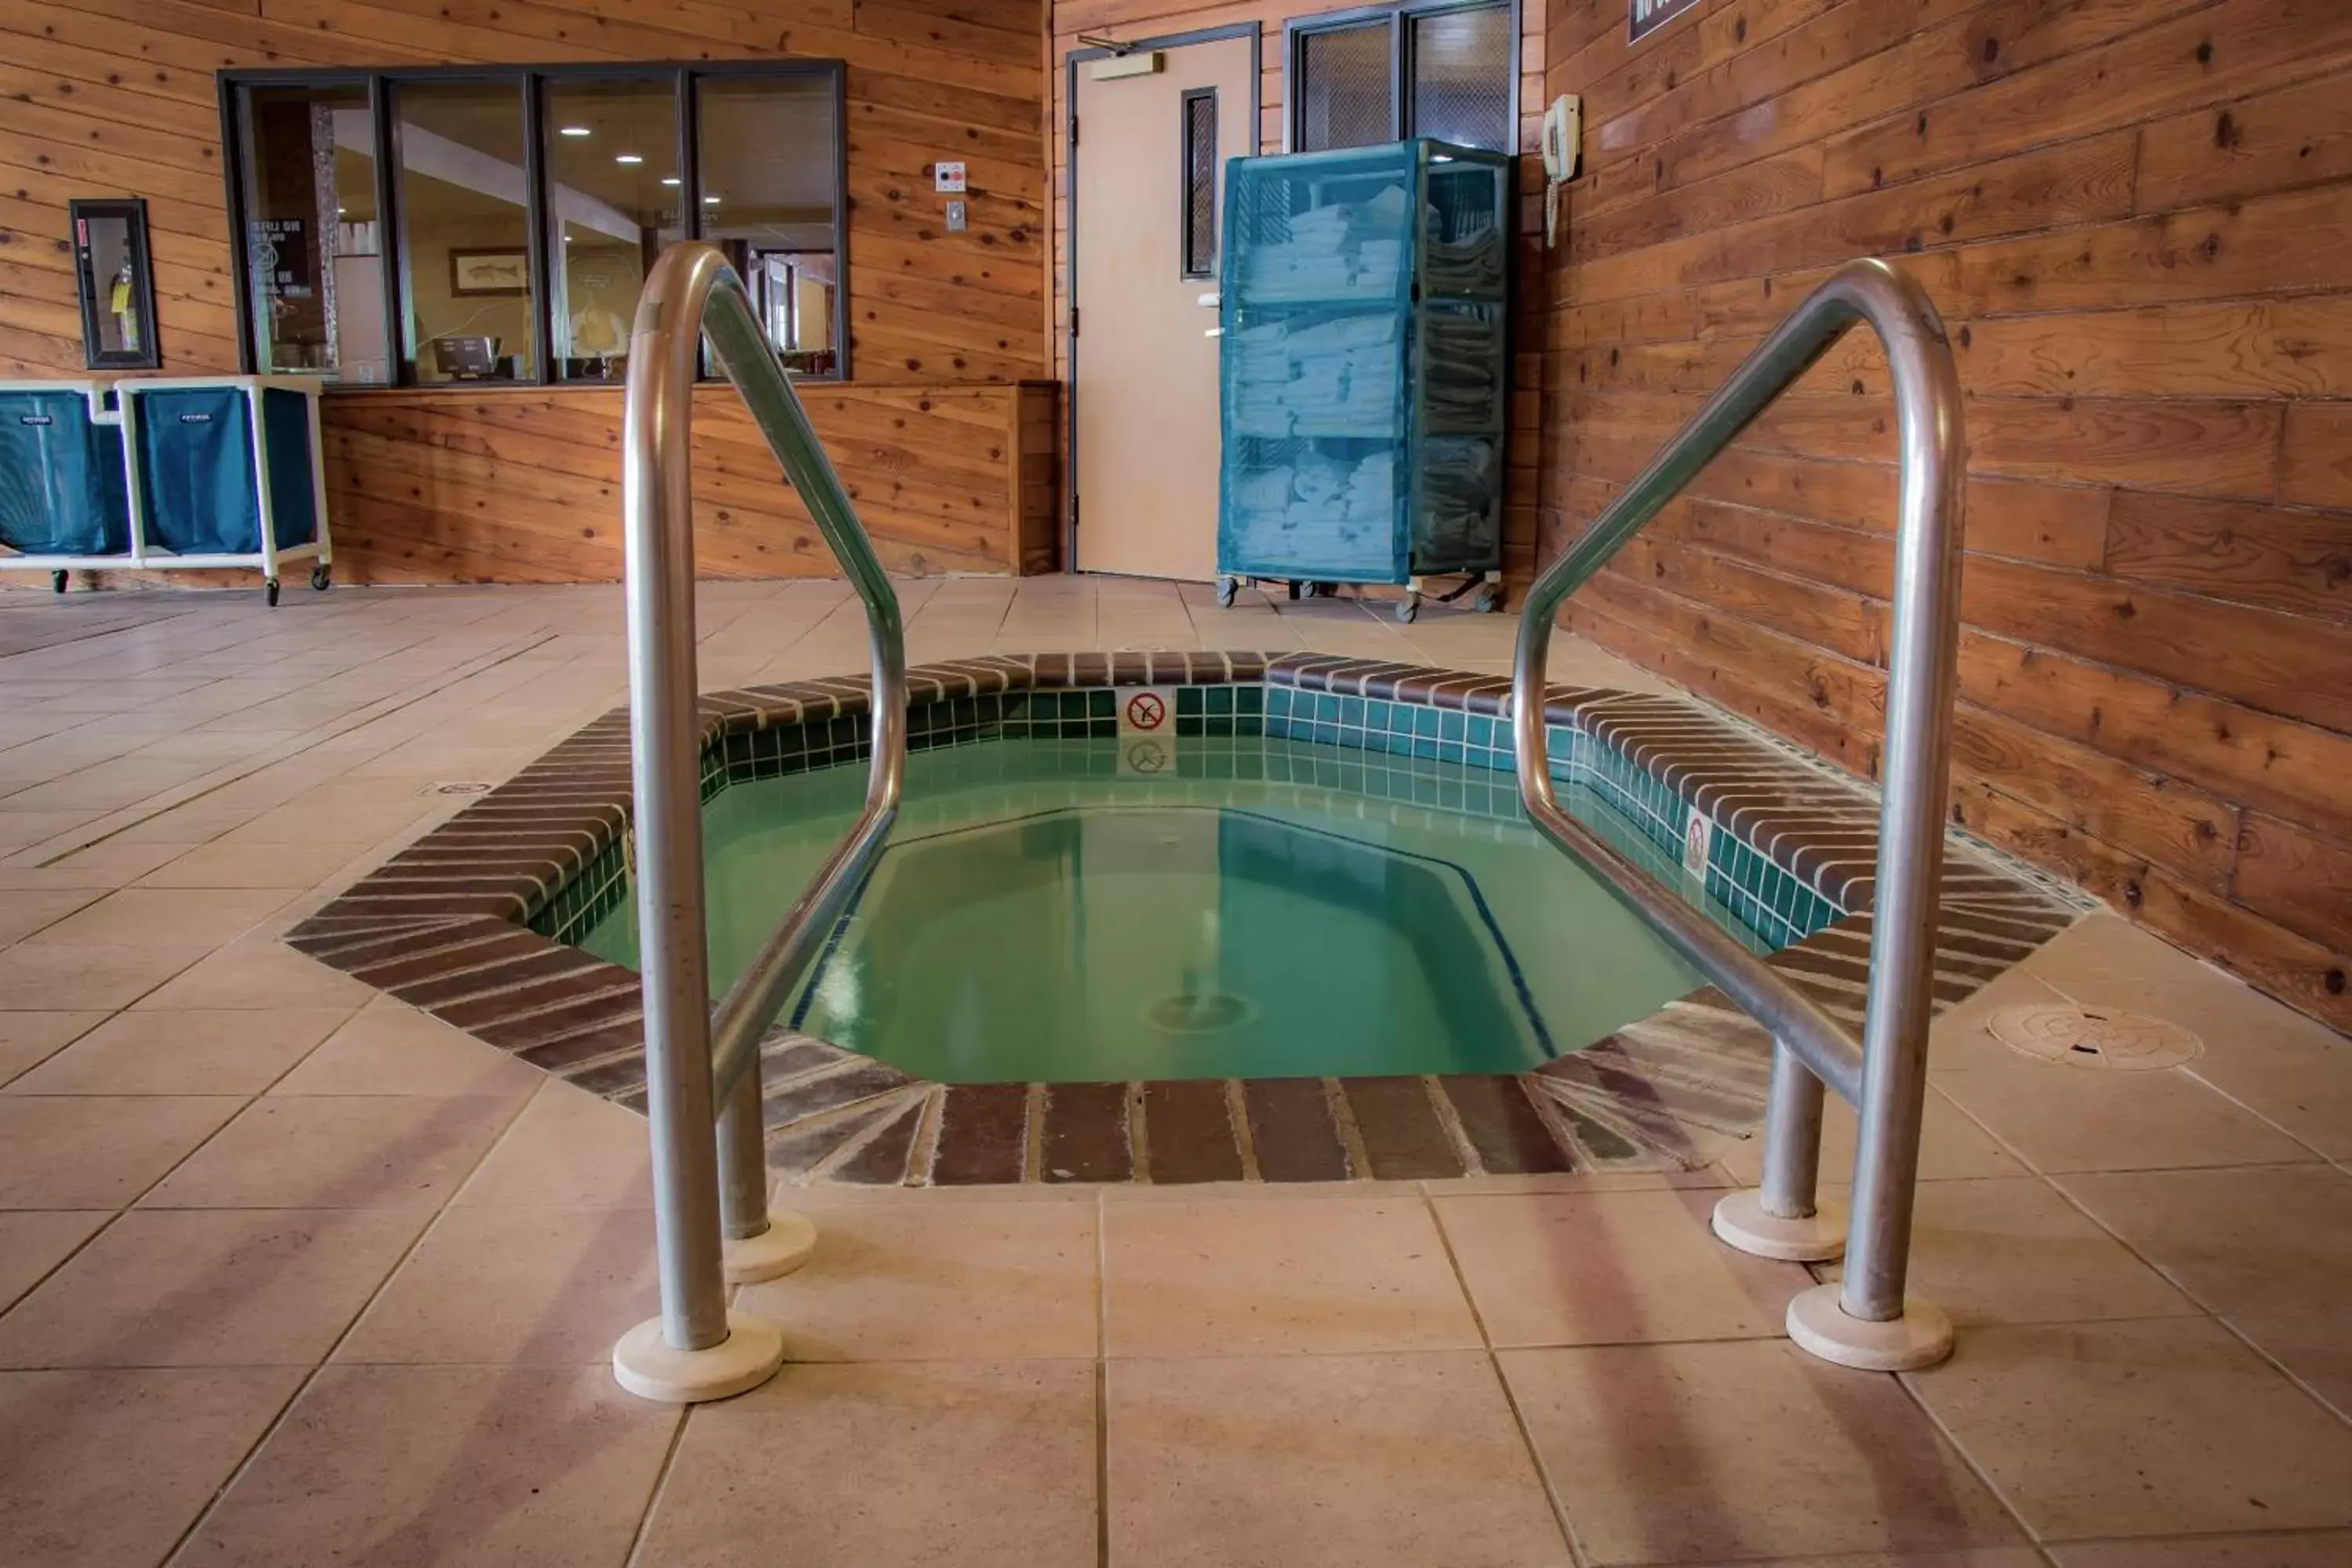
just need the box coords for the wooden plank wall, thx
[1048,0,1548,577]
[0,0,1059,577]
[1543,0,2352,1029]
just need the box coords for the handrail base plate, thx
[723,1209,818,1284]
[1711,1189,1847,1263]
[612,1308,785,1403]
[1786,1283,1953,1371]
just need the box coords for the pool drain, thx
[1986,1004,2201,1071]
[1144,992,1256,1034]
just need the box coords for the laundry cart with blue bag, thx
[0,380,132,592]
[120,375,333,605]
[1215,139,1511,622]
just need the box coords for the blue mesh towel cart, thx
[119,376,334,605]
[1215,139,1511,622]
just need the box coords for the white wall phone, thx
[1541,94,1581,249]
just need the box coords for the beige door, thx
[1073,37,1254,580]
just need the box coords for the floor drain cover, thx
[426,781,492,797]
[1144,993,1255,1034]
[1987,1004,2202,1071]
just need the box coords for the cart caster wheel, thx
[310,563,332,592]
[1308,580,1336,598]
[1287,580,1302,601]
[1214,575,1236,608]
[52,571,68,594]
[1472,583,1503,614]
[1396,593,1421,624]
[264,579,281,608]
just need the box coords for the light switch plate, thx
[945,199,967,233]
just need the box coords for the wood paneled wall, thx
[0,0,1058,578]
[1047,0,1549,576]
[1543,0,2352,1029]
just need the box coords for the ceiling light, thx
[703,194,720,204]
[660,176,681,187]
[559,125,590,137]
[615,153,643,165]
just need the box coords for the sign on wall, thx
[1629,0,1703,42]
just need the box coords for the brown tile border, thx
[285,652,2085,1186]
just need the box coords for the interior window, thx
[545,78,681,384]
[1297,22,1394,152]
[1181,89,1219,279]
[696,74,841,376]
[1409,5,1513,151]
[1293,3,1514,156]
[393,79,536,384]
[234,82,388,384]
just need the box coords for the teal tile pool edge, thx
[286,649,2085,1186]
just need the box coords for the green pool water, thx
[580,736,1764,1082]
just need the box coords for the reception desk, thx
[319,380,1058,583]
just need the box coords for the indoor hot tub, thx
[285,650,2071,1190]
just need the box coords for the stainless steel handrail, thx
[619,241,907,1376]
[1512,258,1963,1345]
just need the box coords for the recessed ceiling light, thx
[702,194,720,204]
[660,176,681,187]
[615,153,643,165]
[559,125,591,137]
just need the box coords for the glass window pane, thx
[696,74,840,376]
[1181,90,1218,279]
[237,84,388,384]
[1298,23,1392,152]
[1410,5,1513,152]
[394,80,535,383]
[545,78,681,383]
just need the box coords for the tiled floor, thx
[1,576,2348,1566]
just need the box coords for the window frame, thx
[1178,86,1220,281]
[217,59,850,389]
[1282,0,1519,156]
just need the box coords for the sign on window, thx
[1629,0,1702,43]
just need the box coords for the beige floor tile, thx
[1103,1196,1479,1357]
[1717,1087,2027,1187]
[142,1094,520,1210]
[0,1210,108,1311]
[1502,1340,2024,1566]
[0,888,102,945]
[641,1359,1096,1568]
[268,998,542,1098]
[737,1200,1098,1362]
[0,940,209,1010]
[1675,1552,2043,1566]
[7,1006,351,1096]
[0,1094,241,1207]
[1924,966,2075,1073]
[0,1367,304,1568]
[2189,1033,2352,1165]
[178,1364,679,1568]
[336,1206,655,1366]
[1935,1061,2319,1173]
[40,837,203,882]
[1109,1352,1571,1568]
[0,1207,426,1368]
[452,1080,652,1208]
[1907,1317,2352,1541]
[23,885,294,947]
[0,1010,105,1086]
[2226,1309,2352,1422]
[1434,1188,1811,1347]
[2052,1534,2352,1566]
[135,838,368,890]
[131,936,376,1011]
[2058,1165,2352,1316]
[1817,1177,2195,1327]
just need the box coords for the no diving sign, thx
[1120,688,1172,735]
